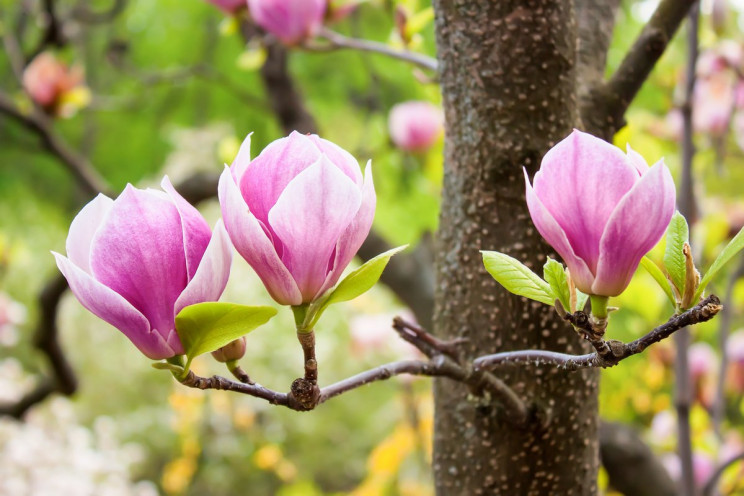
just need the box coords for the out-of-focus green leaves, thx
[695,227,744,302]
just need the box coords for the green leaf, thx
[640,256,677,308]
[481,251,554,306]
[175,302,277,368]
[324,245,407,305]
[543,258,570,310]
[576,290,589,313]
[152,362,185,374]
[663,211,689,294]
[694,226,744,302]
[306,245,407,329]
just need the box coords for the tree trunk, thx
[431,2,600,494]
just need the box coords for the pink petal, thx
[625,145,651,175]
[66,194,113,273]
[525,168,595,294]
[230,133,252,183]
[174,220,233,316]
[218,167,303,305]
[268,155,362,301]
[53,252,180,359]
[592,160,676,296]
[533,130,639,272]
[89,185,188,334]
[161,176,211,281]
[248,0,325,44]
[240,131,322,228]
[307,134,363,186]
[317,160,376,297]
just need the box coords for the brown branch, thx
[0,91,110,195]
[473,295,722,371]
[582,0,697,137]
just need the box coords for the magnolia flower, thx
[53,178,232,359]
[525,130,676,297]
[388,101,444,152]
[219,132,375,305]
[23,52,88,117]
[247,0,326,45]
[204,0,246,14]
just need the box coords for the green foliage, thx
[543,258,571,311]
[481,251,554,306]
[695,226,744,302]
[640,256,677,309]
[305,245,407,330]
[663,211,689,295]
[175,302,277,370]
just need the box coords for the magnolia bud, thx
[212,336,247,362]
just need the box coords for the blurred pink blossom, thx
[693,72,737,136]
[349,310,421,360]
[22,52,85,117]
[0,293,26,347]
[247,0,327,45]
[388,101,444,152]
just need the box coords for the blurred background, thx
[1,0,744,494]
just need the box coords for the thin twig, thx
[305,28,438,72]
[0,91,109,195]
[702,451,744,496]
[675,6,700,496]
[474,295,722,372]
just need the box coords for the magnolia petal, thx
[230,133,252,183]
[89,185,187,334]
[316,160,376,298]
[174,220,233,316]
[269,155,362,301]
[525,168,595,294]
[240,131,323,226]
[626,144,651,176]
[161,176,211,281]
[308,134,363,186]
[66,194,113,274]
[218,166,303,305]
[54,252,179,359]
[533,130,639,272]
[593,160,676,296]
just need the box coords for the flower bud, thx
[388,101,444,152]
[53,178,233,360]
[212,336,247,362]
[23,52,88,117]
[219,132,375,305]
[524,130,676,297]
[247,0,326,45]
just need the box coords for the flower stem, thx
[590,295,609,320]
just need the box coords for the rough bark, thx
[431,2,599,494]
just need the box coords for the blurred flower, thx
[204,0,246,14]
[524,130,676,296]
[247,0,327,45]
[648,410,677,446]
[53,178,232,359]
[388,101,444,153]
[726,330,744,393]
[0,292,26,347]
[693,72,737,136]
[689,342,717,408]
[693,453,715,489]
[349,310,421,360]
[22,52,89,118]
[219,132,375,305]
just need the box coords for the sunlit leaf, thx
[543,258,570,310]
[640,256,677,309]
[663,211,689,295]
[694,226,744,302]
[481,251,553,305]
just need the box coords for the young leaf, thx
[640,256,677,309]
[481,251,554,306]
[694,227,744,302]
[543,258,570,310]
[175,302,277,368]
[663,211,689,294]
[325,245,407,306]
[575,291,590,314]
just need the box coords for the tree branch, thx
[304,28,438,72]
[473,295,722,371]
[0,91,110,195]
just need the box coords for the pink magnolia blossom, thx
[53,178,232,359]
[388,101,444,152]
[22,52,84,114]
[689,342,717,380]
[205,0,246,14]
[247,0,326,45]
[693,72,737,136]
[524,130,676,296]
[219,132,375,305]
